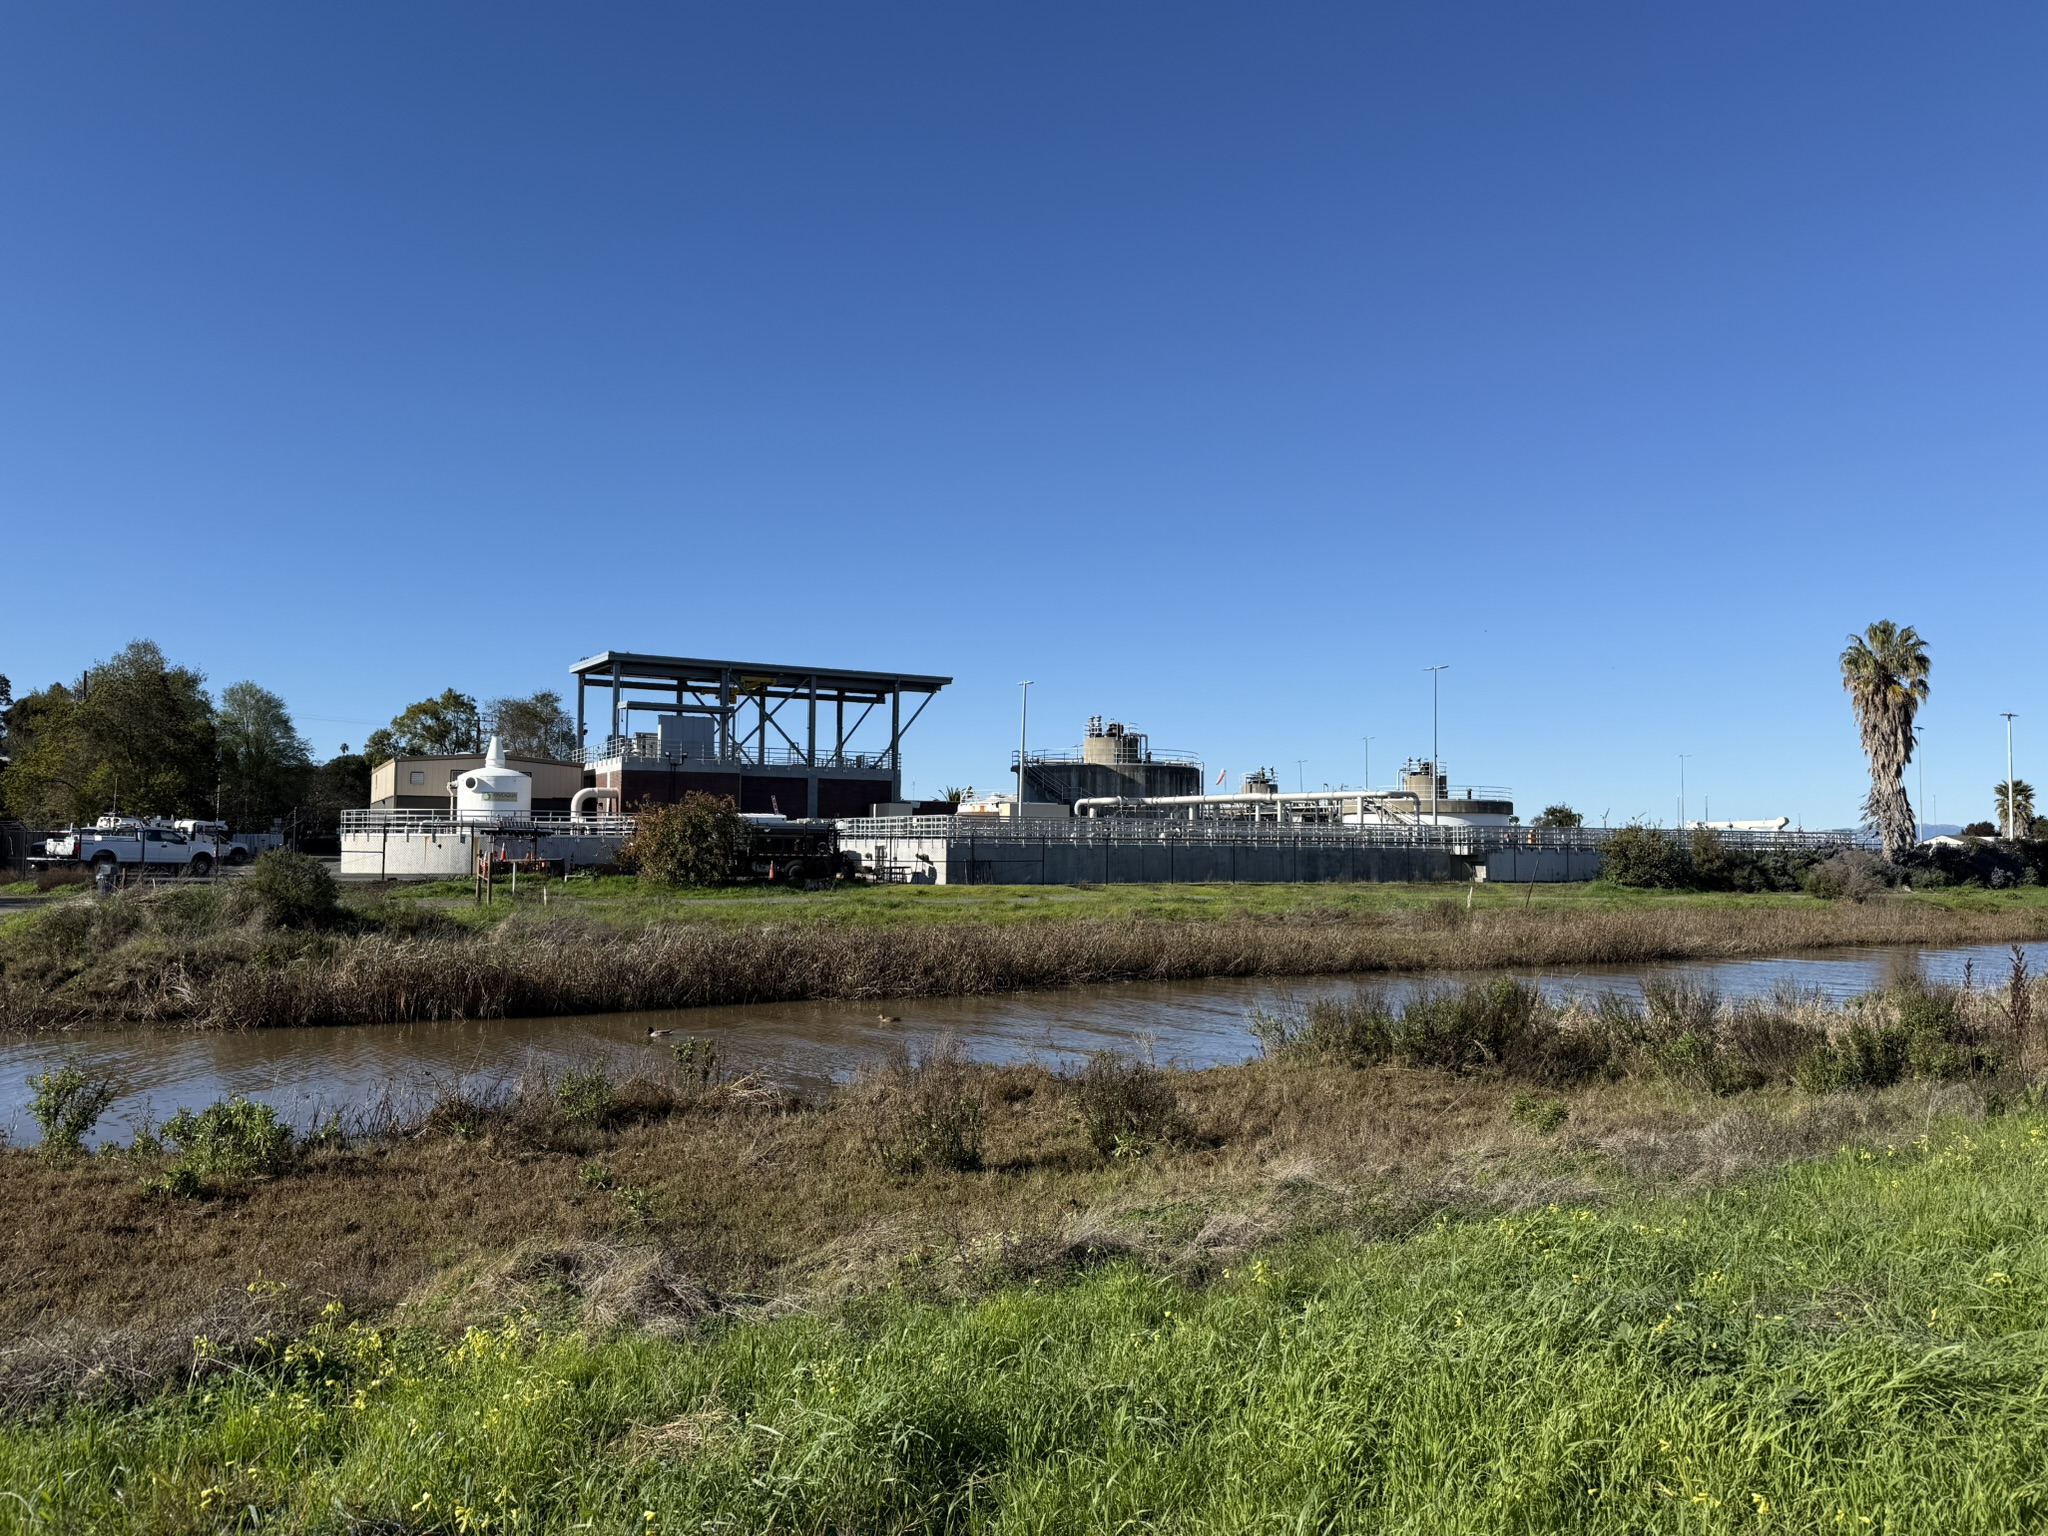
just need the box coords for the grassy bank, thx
[4,875,2048,1030]
[6,973,2046,1530]
[7,1089,2048,1530]
[6,970,2038,1379]
[368,872,2048,931]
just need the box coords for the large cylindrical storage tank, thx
[455,736,532,821]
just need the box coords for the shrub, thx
[1795,1021,1908,1092]
[618,793,747,886]
[1508,1093,1569,1133]
[556,1067,617,1127]
[669,1036,720,1089]
[1795,985,1999,1092]
[1895,987,2000,1079]
[1269,978,1553,1075]
[1399,978,1547,1070]
[1721,1000,1825,1080]
[158,1096,295,1191]
[26,1062,120,1161]
[245,850,339,928]
[863,1040,987,1175]
[1802,850,1893,903]
[1600,824,1690,888]
[1071,1052,1183,1159]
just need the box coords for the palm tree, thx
[1994,779,2036,839]
[1839,621,1930,861]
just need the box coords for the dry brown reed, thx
[8,896,2047,1031]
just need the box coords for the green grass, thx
[0,880,80,900]
[9,1111,2048,1532]
[366,873,2048,933]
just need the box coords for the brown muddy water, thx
[4,941,2044,1145]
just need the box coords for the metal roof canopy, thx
[569,651,952,773]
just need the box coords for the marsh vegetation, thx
[6,862,2048,1031]
[4,963,2047,1529]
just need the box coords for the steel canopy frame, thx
[570,651,951,775]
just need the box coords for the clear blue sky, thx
[4,5,2043,828]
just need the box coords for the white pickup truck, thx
[173,819,283,865]
[40,818,231,876]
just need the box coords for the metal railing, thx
[341,809,637,835]
[838,816,1867,854]
[1012,746,1205,769]
[571,737,898,771]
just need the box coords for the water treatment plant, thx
[340,644,1821,883]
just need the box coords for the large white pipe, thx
[571,786,620,822]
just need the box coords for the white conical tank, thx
[454,736,531,821]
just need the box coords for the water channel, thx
[3,940,2042,1145]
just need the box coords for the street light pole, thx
[2001,712,2018,838]
[1423,666,1449,826]
[1017,682,1034,815]
[1296,759,1308,793]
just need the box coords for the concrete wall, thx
[849,831,1466,885]
[340,827,630,878]
[1480,846,1605,882]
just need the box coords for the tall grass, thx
[8,1111,2048,1532]
[1256,973,2024,1093]
[7,889,2048,1029]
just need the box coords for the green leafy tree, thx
[0,683,84,823]
[1840,621,1930,862]
[483,690,575,760]
[0,641,215,823]
[618,793,747,885]
[362,689,481,764]
[216,681,312,827]
[1600,823,1691,888]
[1994,780,2036,839]
[302,751,372,838]
[1531,804,1583,829]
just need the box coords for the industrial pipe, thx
[571,787,620,822]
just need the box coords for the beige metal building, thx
[369,754,586,813]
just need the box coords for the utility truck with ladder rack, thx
[36,816,234,876]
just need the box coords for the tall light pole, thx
[1678,754,1690,829]
[2001,712,2018,839]
[1296,759,1308,793]
[1363,736,1374,790]
[1424,665,1449,825]
[1017,681,1034,815]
